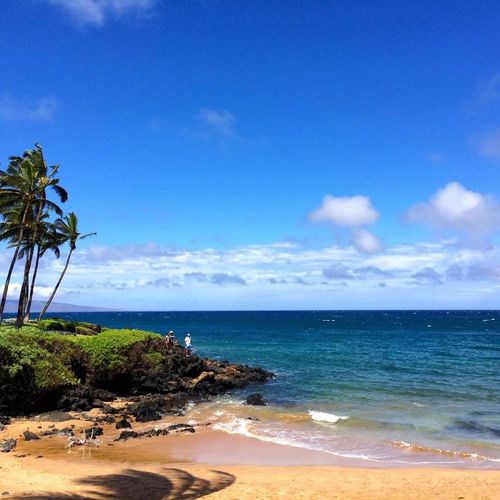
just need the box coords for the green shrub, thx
[72,329,159,382]
[0,327,82,392]
[79,322,101,333]
[75,325,96,336]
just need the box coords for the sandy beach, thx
[1,412,500,499]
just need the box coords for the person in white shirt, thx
[184,333,192,357]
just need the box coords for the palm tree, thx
[0,146,68,325]
[0,152,41,323]
[24,220,62,320]
[0,145,68,328]
[38,213,95,320]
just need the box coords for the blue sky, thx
[1,0,500,310]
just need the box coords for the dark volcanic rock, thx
[0,439,16,452]
[0,424,4,432]
[37,411,72,422]
[84,426,103,438]
[57,388,94,412]
[243,393,267,406]
[165,423,195,432]
[115,430,139,441]
[116,417,132,430]
[23,431,40,441]
[0,416,10,425]
[129,397,164,422]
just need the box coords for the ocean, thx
[34,310,500,468]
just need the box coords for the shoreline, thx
[2,412,500,498]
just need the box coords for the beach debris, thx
[23,430,40,441]
[66,428,101,449]
[247,416,260,421]
[0,439,16,453]
[2,491,9,496]
[115,417,132,430]
[243,393,267,406]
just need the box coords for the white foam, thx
[309,410,349,424]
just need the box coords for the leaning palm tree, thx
[14,145,67,328]
[38,213,95,320]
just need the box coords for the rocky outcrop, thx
[0,328,273,417]
[243,393,267,406]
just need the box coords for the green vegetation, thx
[0,144,95,328]
[0,319,165,414]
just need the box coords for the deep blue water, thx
[31,310,500,467]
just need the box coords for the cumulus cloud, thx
[352,229,382,254]
[310,195,378,226]
[470,128,500,161]
[406,182,500,237]
[0,95,57,122]
[45,0,156,26]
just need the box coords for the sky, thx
[1,0,500,310]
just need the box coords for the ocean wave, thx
[212,417,376,462]
[392,441,500,462]
[308,410,349,424]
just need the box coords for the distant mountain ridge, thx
[3,300,117,313]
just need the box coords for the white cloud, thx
[310,194,378,226]
[470,128,500,161]
[4,237,500,310]
[406,182,500,237]
[0,95,57,123]
[194,108,239,143]
[352,229,382,254]
[46,0,156,27]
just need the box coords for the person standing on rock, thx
[184,333,192,357]
[165,331,174,350]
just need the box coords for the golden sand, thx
[1,414,499,499]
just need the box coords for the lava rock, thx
[243,393,267,406]
[23,431,40,441]
[129,398,164,422]
[0,416,11,426]
[84,426,103,438]
[115,418,132,430]
[114,430,139,441]
[0,439,16,453]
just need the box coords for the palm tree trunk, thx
[0,205,30,323]
[15,253,32,328]
[0,247,21,323]
[25,244,41,320]
[16,200,43,328]
[38,248,73,321]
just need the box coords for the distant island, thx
[2,300,118,313]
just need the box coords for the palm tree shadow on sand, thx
[17,468,236,499]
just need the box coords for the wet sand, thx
[1,414,500,499]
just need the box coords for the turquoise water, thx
[52,310,500,467]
